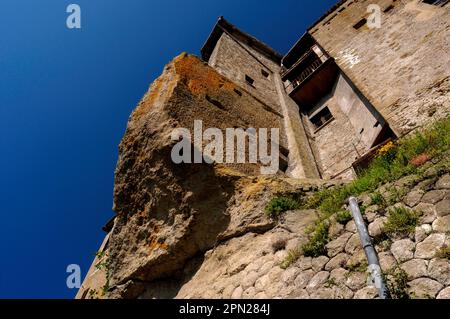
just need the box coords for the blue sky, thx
[0,0,337,298]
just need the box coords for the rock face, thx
[103,54,328,298]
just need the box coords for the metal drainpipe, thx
[347,196,390,299]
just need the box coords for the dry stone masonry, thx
[174,159,450,299]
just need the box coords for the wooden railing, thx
[285,58,323,92]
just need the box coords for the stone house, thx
[201,0,450,180]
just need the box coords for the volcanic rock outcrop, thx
[104,53,326,298]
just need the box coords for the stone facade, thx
[303,73,388,179]
[310,0,450,135]
[205,25,321,179]
[209,32,282,115]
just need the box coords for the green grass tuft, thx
[265,196,301,219]
[370,191,385,207]
[385,267,409,299]
[383,207,419,237]
[306,119,450,218]
[335,210,352,225]
[280,248,302,269]
[387,187,408,206]
[346,261,368,273]
[435,246,450,260]
[301,221,330,257]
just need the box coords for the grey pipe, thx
[348,196,389,299]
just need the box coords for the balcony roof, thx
[282,33,316,69]
[281,47,318,81]
[282,0,348,68]
[288,58,339,109]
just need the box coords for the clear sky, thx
[0,0,337,298]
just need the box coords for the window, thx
[245,74,255,86]
[383,5,394,13]
[205,94,225,110]
[309,106,334,130]
[261,69,269,78]
[423,0,449,6]
[353,18,367,30]
[324,13,338,25]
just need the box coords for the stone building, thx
[201,0,450,179]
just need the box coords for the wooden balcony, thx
[287,58,323,91]
[284,57,339,109]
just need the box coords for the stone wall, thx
[149,155,450,299]
[79,149,450,299]
[76,234,110,299]
[310,0,450,135]
[274,74,322,179]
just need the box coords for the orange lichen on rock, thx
[148,237,168,252]
[129,53,236,123]
[173,53,236,96]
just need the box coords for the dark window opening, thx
[80,289,89,299]
[310,106,334,130]
[233,88,242,96]
[261,69,269,78]
[205,94,225,110]
[279,154,289,173]
[370,125,397,148]
[245,75,255,86]
[423,0,449,6]
[384,4,395,12]
[353,18,367,30]
[324,13,338,25]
